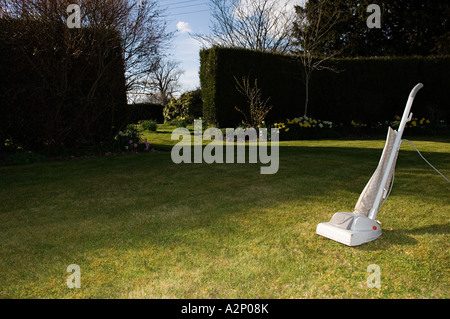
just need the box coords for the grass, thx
[0,124,449,298]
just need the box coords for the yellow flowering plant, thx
[406,117,431,128]
[274,116,334,140]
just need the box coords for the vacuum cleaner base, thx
[316,213,382,246]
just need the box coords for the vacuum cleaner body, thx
[316,213,381,246]
[316,83,424,246]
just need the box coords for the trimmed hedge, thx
[0,19,128,154]
[200,47,303,127]
[129,103,164,123]
[199,47,450,128]
[199,48,219,125]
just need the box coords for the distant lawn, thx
[0,126,449,298]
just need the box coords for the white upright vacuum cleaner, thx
[316,83,424,246]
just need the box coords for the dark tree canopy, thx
[302,0,450,57]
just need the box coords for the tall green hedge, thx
[199,47,450,127]
[200,47,303,127]
[199,48,219,125]
[129,103,164,123]
[0,19,128,154]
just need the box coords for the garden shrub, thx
[114,125,150,152]
[171,117,188,128]
[141,120,158,132]
[162,98,181,123]
[234,76,273,128]
[163,89,202,123]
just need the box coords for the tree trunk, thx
[304,75,309,117]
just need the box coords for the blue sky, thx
[161,0,212,92]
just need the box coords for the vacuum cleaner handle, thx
[368,83,424,220]
[398,83,424,135]
[409,83,424,98]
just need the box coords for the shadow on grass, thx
[360,223,450,250]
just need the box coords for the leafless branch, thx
[234,76,272,128]
[194,0,296,53]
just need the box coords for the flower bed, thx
[272,116,448,140]
[273,116,337,140]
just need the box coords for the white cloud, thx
[176,21,192,34]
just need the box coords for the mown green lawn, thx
[0,126,449,298]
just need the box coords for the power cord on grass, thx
[378,139,448,211]
[402,139,450,183]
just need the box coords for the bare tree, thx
[146,59,184,105]
[195,0,297,53]
[292,1,341,117]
